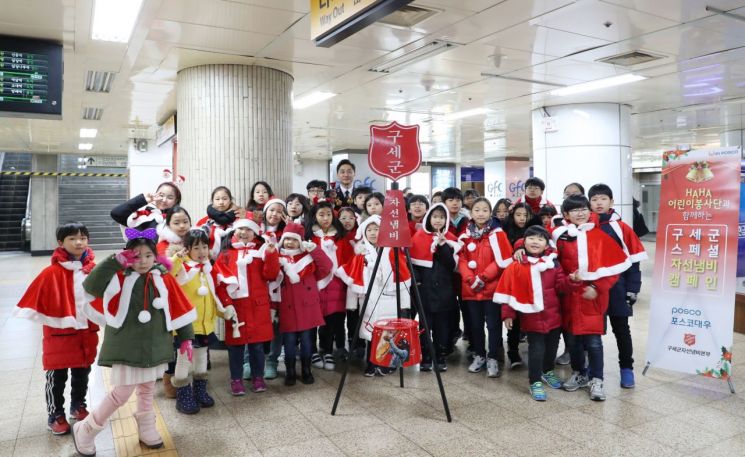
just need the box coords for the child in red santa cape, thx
[336,215,412,377]
[261,197,289,245]
[213,216,280,395]
[74,228,196,456]
[457,198,514,378]
[410,203,461,372]
[110,182,181,235]
[495,225,582,401]
[307,200,354,370]
[551,195,631,402]
[157,205,191,257]
[511,177,556,217]
[14,222,100,436]
[271,222,332,385]
[196,186,246,259]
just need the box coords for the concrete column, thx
[30,154,58,254]
[532,103,633,222]
[484,157,531,205]
[177,65,293,213]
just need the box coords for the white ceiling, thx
[1,0,745,165]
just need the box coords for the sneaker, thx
[242,362,251,380]
[589,378,606,401]
[436,361,448,372]
[620,368,635,389]
[468,355,486,373]
[376,367,392,376]
[230,379,246,396]
[510,358,524,370]
[420,361,432,372]
[529,382,547,401]
[311,353,324,369]
[323,354,335,371]
[556,351,571,365]
[48,413,71,435]
[69,403,89,422]
[541,371,563,389]
[364,364,376,377]
[252,377,267,393]
[451,328,463,347]
[277,348,285,363]
[486,358,501,378]
[563,371,589,392]
[264,361,278,380]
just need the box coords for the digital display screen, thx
[0,35,62,119]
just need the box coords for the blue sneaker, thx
[242,362,251,380]
[541,371,563,389]
[529,382,547,401]
[264,361,278,380]
[620,368,635,388]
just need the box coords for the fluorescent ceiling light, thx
[78,143,94,151]
[80,128,98,138]
[91,0,144,43]
[293,91,336,109]
[550,74,646,96]
[443,107,488,121]
[370,40,460,74]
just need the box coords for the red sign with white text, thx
[646,147,741,380]
[378,190,411,248]
[368,121,421,181]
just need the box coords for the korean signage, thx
[310,0,411,47]
[646,147,741,379]
[378,189,411,248]
[484,158,531,205]
[368,121,421,182]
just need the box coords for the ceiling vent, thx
[596,50,665,67]
[82,107,104,120]
[85,70,116,93]
[370,40,459,73]
[378,4,439,28]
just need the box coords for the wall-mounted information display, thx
[0,36,62,119]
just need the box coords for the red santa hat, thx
[233,214,261,235]
[263,198,287,214]
[279,222,305,244]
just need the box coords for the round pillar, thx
[532,103,633,222]
[177,65,293,213]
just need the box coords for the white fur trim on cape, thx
[158,225,183,244]
[493,253,557,313]
[176,258,226,312]
[315,228,339,289]
[217,246,265,299]
[488,229,513,268]
[126,204,164,228]
[554,223,632,280]
[608,219,648,263]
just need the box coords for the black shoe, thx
[436,361,448,372]
[285,358,297,386]
[451,328,463,347]
[364,364,376,377]
[300,358,315,385]
[420,361,432,372]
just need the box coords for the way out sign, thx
[368,121,422,181]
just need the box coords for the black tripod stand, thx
[331,219,452,422]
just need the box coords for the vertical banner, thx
[379,190,412,248]
[736,161,745,293]
[646,147,741,379]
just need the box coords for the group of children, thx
[14,164,646,455]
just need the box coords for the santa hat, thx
[233,214,261,234]
[356,215,381,242]
[264,198,286,214]
[279,222,305,244]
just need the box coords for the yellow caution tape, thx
[0,171,127,177]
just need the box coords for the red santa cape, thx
[410,203,461,268]
[127,204,165,228]
[606,211,648,263]
[85,268,196,331]
[457,225,514,269]
[336,215,411,294]
[213,240,268,299]
[175,257,227,311]
[552,222,631,280]
[156,224,184,256]
[493,252,558,313]
[312,225,342,289]
[14,247,100,329]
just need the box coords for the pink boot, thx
[72,414,104,456]
[134,412,164,449]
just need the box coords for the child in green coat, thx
[72,228,196,457]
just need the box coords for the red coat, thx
[273,248,332,333]
[214,243,280,344]
[555,232,622,335]
[312,229,352,316]
[197,215,235,259]
[457,228,513,301]
[14,248,99,370]
[498,254,579,334]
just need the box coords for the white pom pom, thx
[468,260,477,270]
[197,286,209,296]
[467,242,476,252]
[152,297,165,309]
[138,310,151,323]
[537,263,549,272]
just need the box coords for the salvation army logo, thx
[684,333,696,347]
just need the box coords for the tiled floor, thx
[2,243,745,457]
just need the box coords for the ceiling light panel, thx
[92,0,144,43]
[78,143,93,151]
[80,128,98,138]
[550,74,646,96]
[82,107,104,120]
[293,91,336,109]
[85,70,116,93]
[369,40,460,74]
